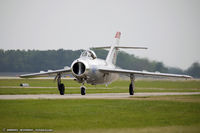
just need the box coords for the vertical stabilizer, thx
[115,31,121,46]
[106,32,121,65]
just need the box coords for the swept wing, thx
[20,68,71,78]
[99,68,191,79]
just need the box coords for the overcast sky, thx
[0,0,200,69]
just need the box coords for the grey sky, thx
[0,0,200,69]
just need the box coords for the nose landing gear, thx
[81,81,86,95]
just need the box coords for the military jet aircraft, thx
[20,32,191,95]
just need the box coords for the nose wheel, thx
[81,86,86,95]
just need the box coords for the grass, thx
[0,95,200,132]
[57,125,200,133]
[131,95,200,103]
[0,79,200,94]
[1,79,200,88]
[1,78,200,132]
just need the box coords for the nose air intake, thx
[72,62,86,76]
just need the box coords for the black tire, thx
[81,87,86,95]
[59,83,65,95]
[129,83,134,95]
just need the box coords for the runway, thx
[0,92,200,99]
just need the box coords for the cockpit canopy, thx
[80,50,97,59]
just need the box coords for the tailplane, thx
[92,32,147,65]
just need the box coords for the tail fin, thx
[106,32,121,65]
[92,32,147,65]
[115,32,121,46]
[115,32,121,39]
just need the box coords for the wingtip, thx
[184,75,193,79]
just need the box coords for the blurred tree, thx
[186,62,200,78]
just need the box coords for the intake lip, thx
[72,61,86,76]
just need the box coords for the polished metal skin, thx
[70,51,119,85]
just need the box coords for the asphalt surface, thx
[0,92,200,99]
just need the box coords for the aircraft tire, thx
[129,83,134,95]
[59,83,65,95]
[81,86,86,95]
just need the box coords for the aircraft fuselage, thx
[71,57,119,85]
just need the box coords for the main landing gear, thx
[129,74,135,95]
[56,73,65,95]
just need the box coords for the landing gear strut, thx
[129,74,135,95]
[81,81,86,95]
[56,73,65,95]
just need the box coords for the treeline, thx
[0,49,199,78]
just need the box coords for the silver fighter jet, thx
[20,32,191,95]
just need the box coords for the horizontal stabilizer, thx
[91,46,111,49]
[91,46,148,50]
[116,46,147,49]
